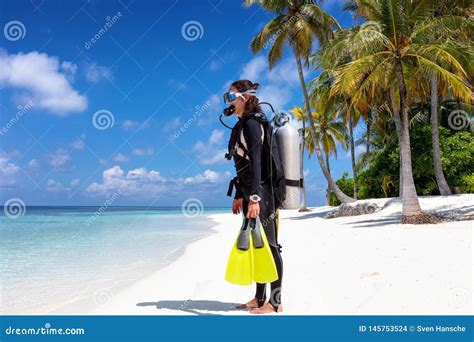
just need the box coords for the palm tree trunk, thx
[347,102,358,199]
[394,58,422,217]
[299,120,310,211]
[430,72,452,195]
[325,152,331,206]
[366,112,371,165]
[388,88,404,198]
[294,52,355,204]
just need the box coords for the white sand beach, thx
[60,195,472,315]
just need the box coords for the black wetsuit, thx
[228,114,283,309]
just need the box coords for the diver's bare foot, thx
[250,302,282,314]
[235,298,259,309]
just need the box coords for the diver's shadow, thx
[136,300,243,315]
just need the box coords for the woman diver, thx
[224,79,284,314]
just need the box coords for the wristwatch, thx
[249,194,261,203]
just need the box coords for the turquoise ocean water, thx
[0,206,228,314]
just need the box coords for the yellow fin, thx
[252,226,278,284]
[225,234,254,286]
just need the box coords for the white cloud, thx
[239,56,303,111]
[28,159,38,168]
[85,63,113,83]
[113,153,130,163]
[183,170,231,184]
[265,58,300,84]
[70,178,80,188]
[86,165,229,197]
[0,50,87,115]
[0,157,21,188]
[121,119,151,132]
[240,55,267,81]
[0,158,21,175]
[121,120,139,131]
[257,84,292,111]
[126,167,164,182]
[46,179,67,192]
[197,94,221,126]
[70,133,86,150]
[192,129,227,165]
[168,79,187,91]
[47,148,71,168]
[61,61,78,82]
[131,147,154,156]
[209,59,222,71]
[162,117,181,132]
[46,178,80,192]
[209,129,224,144]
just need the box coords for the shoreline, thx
[17,195,474,315]
[44,213,223,315]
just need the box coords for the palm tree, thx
[326,0,472,222]
[355,104,393,171]
[291,89,348,205]
[342,98,361,199]
[313,31,365,200]
[425,0,472,195]
[361,108,374,167]
[245,0,356,204]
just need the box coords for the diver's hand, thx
[246,202,260,218]
[232,198,243,215]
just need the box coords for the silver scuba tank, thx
[273,112,301,209]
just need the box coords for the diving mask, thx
[223,89,257,104]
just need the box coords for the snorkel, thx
[219,87,277,129]
[219,102,276,130]
[223,104,235,116]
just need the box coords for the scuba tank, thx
[221,104,302,210]
[273,112,301,209]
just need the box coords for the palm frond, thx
[250,15,287,53]
[408,53,472,103]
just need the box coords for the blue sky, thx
[0,0,360,207]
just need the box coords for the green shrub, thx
[460,173,474,193]
[329,126,473,201]
[329,172,354,206]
